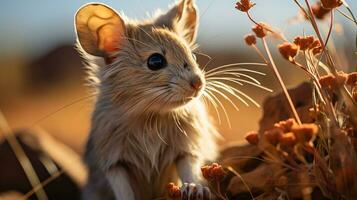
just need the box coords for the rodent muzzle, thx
[190,76,203,90]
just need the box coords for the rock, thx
[259,82,313,132]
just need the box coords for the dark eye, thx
[147,53,167,70]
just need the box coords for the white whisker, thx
[206,68,267,77]
[207,72,261,85]
[207,77,273,92]
[202,92,222,125]
[208,82,249,107]
[205,88,232,128]
[205,63,267,74]
[209,81,260,107]
[206,85,242,110]
[173,112,188,137]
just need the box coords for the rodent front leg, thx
[176,155,211,200]
[106,166,135,200]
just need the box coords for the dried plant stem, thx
[227,166,254,200]
[246,12,287,42]
[303,0,357,126]
[261,38,302,125]
[304,0,326,50]
[0,110,48,200]
[20,170,64,200]
[343,1,357,23]
[324,11,334,49]
[293,0,309,19]
[336,9,357,25]
[247,11,260,26]
[215,181,228,200]
[252,45,269,64]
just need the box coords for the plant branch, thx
[0,110,48,200]
[261,38,302,125]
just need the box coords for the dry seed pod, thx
[235,0,255,12]
[252,23,267,38]
[278,42,299,62]
[244,34,257,46]
[245,131,259,145]
[321,0,343,9]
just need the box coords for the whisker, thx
[206,85,241,111]
[209,81,260,107]
[137,26,160,46]
[206,68,267,77]
[205,63,267,74]
[155,93,178,145]
[207,77,273,92]
[194,51,212,61]
[207,72,262,85]
[202,92,222,125]
[173,112,188,137]
[207,82,249,107]
[205,88,231,128]
[31,81,173,126]
[202,56,214,72]
[120,36,153,49]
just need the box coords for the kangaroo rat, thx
[75,0,218,199]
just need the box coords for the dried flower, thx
[291,123,318,143]
[312,2,331,19]
[167,183,181,199]
[201,163,226,182]
[310,39,321,49]
[347,72,357,86]
[319,74,336,89]
[278,42,299,62]
[312,46,323,55]
[279,132,297,147]
[244,34,257,46]
[274,118,296,133]
[235,0,255,12]
[321,0,343,9]
[252,23,267,38]
[319,72,347,90]
[245,131,259,145]
[264,128,284,145]
[336,71,348,85]
[294,36,315,51]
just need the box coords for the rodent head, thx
[75,0,205,114]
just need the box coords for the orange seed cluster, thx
[167,183,181,199]
[235,0,255,12]
[278,42,299,62]
[244,34,257,46]
[263,119,318,148]
[201,163,226,182]
[321,0,343,9]
[245,131,259,145]
[312,2,331,19]
[293,35,323,55]
[252,23,268,38]
[319,72,348,90]
[346,72,357,87]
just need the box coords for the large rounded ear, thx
[75,3,125,57]
[155,0,198,45]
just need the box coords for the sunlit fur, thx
[78,3,218,200]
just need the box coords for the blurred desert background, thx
[0,0,356,154]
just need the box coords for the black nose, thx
[190,77,203,90]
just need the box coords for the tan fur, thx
[76,1,218,199]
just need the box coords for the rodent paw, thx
[180,183,211,200]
